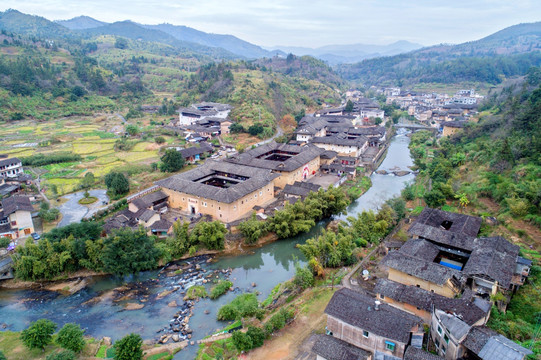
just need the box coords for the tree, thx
[113,333,143,360]
[125,124,139,136]
[104,172,130,197]
[190,221,227,250]
[344,100,354,113]
[0,237,9,248]
[248,123,264,136]
[238,214,268,244]
[46,350,76,360]
[232,331,253,352]
[246,326,266,348]
[0,350,6,360]
[114,37,128,49]
[80,172,95,189]
[20,319,57,350]
[154,136,165,144]
[293,263,314,290]
[159,149,185,172]
[424,188,446,208]
[56,323,85,353]
[375,117,383,125]
[101,227,160,275]
[229,123,245,133]
[167,221,192,258]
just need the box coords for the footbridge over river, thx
[0,254,14,280]
[393,123,438,134]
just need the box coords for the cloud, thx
[0,0,540,47]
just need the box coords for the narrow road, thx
[254,124,284,147]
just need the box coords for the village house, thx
[225,142,322,188]
[442,120,467,137]
[403,347,443,360]
[431,310,532,360]
[281,181,321,200]
[294,115,356,143]
[323,288,424,360]
[312,334,372,360]
[177,142,214,164]
[177,102,232,126]
[105,191,170,235]
[460,325,532,360]
[156,161,279,223]
[0,195,35,239]
[381,208,531,301]
[374,278,490,325]
[0,157,23,179]
[311,136,369,157]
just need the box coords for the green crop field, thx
[0,116,182,197]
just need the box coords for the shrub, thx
[209,280,233,299]
[246,326,266,348]
[0,237,10,248]
[20,319,57,350]
[231,331,252,352]
[217,293,259,320]
[185,285,208,300]
[56,323,85,353]
[293,264,314,290]
[155,136,166,144]
[114,333,143,360]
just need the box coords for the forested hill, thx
[429,67,541,227]
[337,22,541,86]
[0,27,341,127]
[0,9,239,60]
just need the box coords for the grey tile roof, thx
[374,279,488,325]
[150,219,172,231]
[325,288,422,344]
[410,207,482,239]
[2,196,34,216]
[463,237,519,289]
[192,102,232,112]
[138,209,157,222]
[312,136,368,148]
[463,326,532,360]
[155,161,279,204]
[381,251,461,286]
[404,347,443,360]
[320,150,338,159]
[282,181,321,197]
[0,157,21,168]
[179,142,214,159]
[225,141,322,172]
[312,335,371,360]
[437,309,471,340]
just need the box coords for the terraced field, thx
[0,116,182,197]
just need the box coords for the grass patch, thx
[184,285,208,300]
[147,352,173,360]
[95,344,108,358]
[209,280,233,299]
[78,196,98,205]
[411,205,425,216]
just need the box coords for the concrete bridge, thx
[0,254,14,280]
[393,123,437,134]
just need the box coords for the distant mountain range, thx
[268,41,424,65]
[55,13,420,63]
[337,22,541,86]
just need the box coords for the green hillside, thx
[338,22,541,86]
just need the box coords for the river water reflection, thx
[0,131,414,359]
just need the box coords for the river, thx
[0,131,414,359]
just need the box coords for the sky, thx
[1,0,540,48]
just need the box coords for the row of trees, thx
[12,219,228,281]
[238,186,349,243]
[18,318,143,360]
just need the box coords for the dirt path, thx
[246,288,336,360]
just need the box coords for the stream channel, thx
[0,130,414,359]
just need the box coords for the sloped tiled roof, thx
[312,335,371,360]
[325,288,422,344]
[2,196,34,216]
[156,161,279,204]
